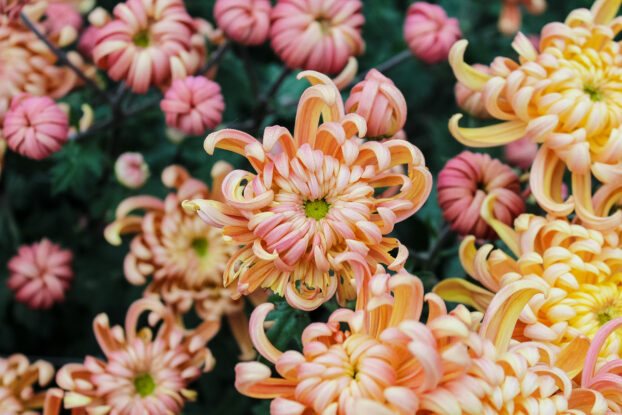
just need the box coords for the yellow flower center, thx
[304,199,330,220]
[132,30,150,47]
[134,373,156,397]
[191,238,209,258]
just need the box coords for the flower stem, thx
[198,40,231,76]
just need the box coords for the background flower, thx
[214,0,271,45]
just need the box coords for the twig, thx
[198,40,232,75]
[351,49,412,85]
[423,223,453,270]
[20,11,111,103]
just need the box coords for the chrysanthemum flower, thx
[403,2,462,64]
[214,0,271,46]
[183,71,432,310]
[436,194,622,363]
[114,152,150,189]
[236,266,606,414]
[454,63,491,119]
[499,0,547,35]
[56,298,218,415]
[0,354,54,415]
[270,0,364,74]
[0,13,89,121]
[160,76,224,136]
[3,94,69,160]
[449,0,622,230]
[92,0,205,93]
[345,69,407,139]
[504,136,539,170]
[437,151,525,240]
[0,0,30,21]
[7,238,73,310]
[105,164,255,359]
[42,2,82,47]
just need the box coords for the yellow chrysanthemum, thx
[448,0,622,230]
[435,195,622,363]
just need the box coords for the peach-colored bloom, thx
[105,164,256,359]
[0,0,30,21]
[0,354,55,415]
[160,76,224,135]
[3,94,69,160]
[436,197,622,363]
[345,69,407,139]
[499,0,547,35]
[56,298,218,415]
[42,2,82,47]
[114,152,150,189]
[437,151,524,240]
[270,0,364,74]
[236,266,606,414]
[449,0,622,230]
[183,71,432,310]
[7,238,73,310]
[92,0,205,93]
[214,0,271,45]
[403,2,461,64]
[454,63,491,118]
[504,136,538,169]
[0,14,89,122]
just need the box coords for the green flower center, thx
[597,306,619,325]
[584,84,603,101]
[134,373,156,397]
[304,199,330,220]
[191,238,209,258]
[316,18,331,34]
[133,30,150,47]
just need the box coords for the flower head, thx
[77,26,99,60]
[403,2,462,64]
[0,354,54,415]
[114,152,150,189]
[214,0,271,45]
[183,71,432,310]
[437,151,525,240]
[504,136,539,169]
[160,76,224,136]
[436,197,622,363]
[105,164,255,359]
[345,69,407,139]
[7,238,73,310]
[92,0,205,93]
[236,266,606,414]
[3,94,69,160]
[454,63,491,118]
[449,0,622,230]
[0,0,30,21]
[42,2,82,47]
[499,0,547,35]
[270,0,364,74]
[56,298,218,415]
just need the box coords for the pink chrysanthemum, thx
[57,299,218,415]
[92,0,205,93]
[0,354,55,415]
[78,26,99,60]
[160,76,224,136]
[454,63,491,119]
[404,2,461,64]
[504,136,539,170]
[236,267,607,414]
[183,71,432,310]
[42,3,82,47]
[345,69,407,139]
[114,152,150,189]
[270,0,365,74]
[214,0,271,45]
[437,151,524,240]
[7,238,73,310]
[0,0,30,21]
[3,94,69,160]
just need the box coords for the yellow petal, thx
[449,40,493,91]
[433,278,494,312]
[449,114,527,148]
[591,0,622,25]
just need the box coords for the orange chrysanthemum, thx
[436,194,622,364]
[448,0,622,231]
[0,354,54,415]
[105,164,255,359]
[235,266,608,414]
[183,71,432,310]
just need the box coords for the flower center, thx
[304,199,330,220]
[583,84,603,102]
[132,30,151,47]
[597,306,619,325]
[191,238,209,257]
[315,17,331,34]
[134,373,156,397]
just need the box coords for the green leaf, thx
[50,141,108,194]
